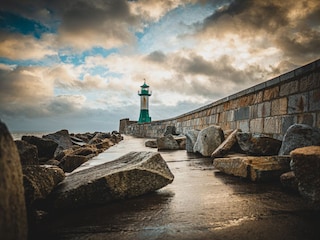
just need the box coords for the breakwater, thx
[120,59,320,140]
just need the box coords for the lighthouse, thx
[138,80,152,123]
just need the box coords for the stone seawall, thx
[120,59,320,140]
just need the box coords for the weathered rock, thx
[280,171,299,193]
[213,155,291,182]
[145,139,158,148]
[164,126,178,136]
[186,130,200,153]
[51,151,174,209]
[88,136,103,145]
[211,129,241,158]
[23,165,65,207]
[70,135,86,146]
[290,146,320,204]
[279,124,320,155]
[157,134,180,150]
[43,129,73,157]
[54,148,76,161]
[59,155,89,173]
[72,145,99,156]
[22,135,58,161]
[236,133,282,156]
[194,125,224,157]
[111,131,123,143]
[0,120,28,240]
[95,138,114,150]
[74,133,90,143]
[15,140,39,165]
[45,159,60,166]
[175,136,186,150]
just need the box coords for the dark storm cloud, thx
[201,0,320,65]
[0,0,140,50]
[174,54,267,84]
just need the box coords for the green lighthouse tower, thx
[138,80,152,123]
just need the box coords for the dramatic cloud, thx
[0,0,319,132]
[199,0,320,65]
[0,32,56,60]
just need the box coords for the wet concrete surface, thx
[33,136,320,240]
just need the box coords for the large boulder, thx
[95,138,114,151]
[280,171,299,193]
[164,126,178,136]
[157,134,180,150]
[23,165,65,207]
[175,136,186,150]
[51,151,174,209]
[236,133,282,156]
[279,124,320,155]
[59,154,90,173]
[22,135,58,162]
[145,139,158,148]
[0,120,28,240]
[290,146,320,204]
[213,155,291,182]
[15,140,39,165]
[186,130,200,153]
[23,165,65,229]
[211,129,241,158]
[193,125,224,157]
[43,130,73,157]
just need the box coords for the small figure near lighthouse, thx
[138,80,152,123]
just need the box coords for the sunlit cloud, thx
[0,0,319,132]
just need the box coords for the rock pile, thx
[13,129,123,230]
[145,123,320,205]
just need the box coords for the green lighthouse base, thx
[138,109,151,123]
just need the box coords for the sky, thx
[0,0,319,133]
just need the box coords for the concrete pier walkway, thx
[35,135,320,240]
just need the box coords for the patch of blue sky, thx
[137,3,216,54]
[59,47,118,65]
[0,11,53,38]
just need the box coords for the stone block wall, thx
[122,59,320,140]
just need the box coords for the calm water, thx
[11,132,49,140]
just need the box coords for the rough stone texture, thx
[236,133,282,156]
[279,124,320,155]
[280,171,299,193]
[175,136,186,150]
[15,140,39,165]
[164,126,178,136]
[59,154,89,173]
[22,135,58,161]
[213,155,291,182]
[157,134,180,150]
[95,139,114,150]
[194,125,224,157]
[72,146,98,156]
[145,139,158,148]
[51,151,174,209]
[43,130,73,157]
[70,135,86,146]
[0,121,28,240]
[186,130,200,153]
[290,146,320,204]
[211,129,241,158]
[23,165,65,207]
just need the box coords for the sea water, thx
[11,131,50,140]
